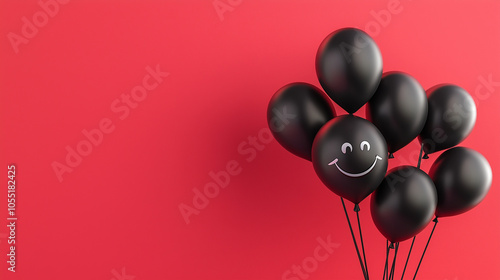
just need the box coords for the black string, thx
[383,240,389,280]
[413,218,438,280]
[417,142,424,169]
[382,240,390,280]
[340,197,367,280]
[400,236,415,280]
[356,206,369,280]
[389,242,399,280]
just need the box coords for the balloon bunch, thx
[267,28,492,280]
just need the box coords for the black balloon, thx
[418,84,476,155]
[316,28,383,114]
[267,83,336,161]
[312,115,388,204]
[366,72,428,154]
[429,147,492,218]
[371,166,437,243]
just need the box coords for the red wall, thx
[1,0,499,279]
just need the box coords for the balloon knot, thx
[388,153,394,159]
[353,204,360,212]
[433,217,438,223]
[423,153,429,159]
[389,242,394,249]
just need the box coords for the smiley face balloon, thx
[312,115,388,204]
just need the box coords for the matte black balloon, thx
[366,72,428,154]
[267,83,336,161]
[370,166,437,243]
[418,84,476,155]
[316,28,383,114]
[429,147,492,218]
[312,115,388,204]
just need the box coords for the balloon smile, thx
[328,155,383,177]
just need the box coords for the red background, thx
[1,0,499,279]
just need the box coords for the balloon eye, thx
[360,141,370,151]
[341,142,353,154]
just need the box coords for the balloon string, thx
[356,207,369,280]
[413,218,438,280]
[340,197,367,280]
[400,236,415,280]
[417,142,424,169]
[389,242,399,280]
[382,240,389,280]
